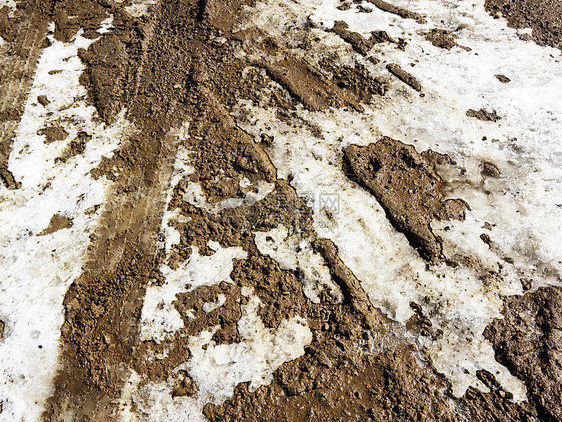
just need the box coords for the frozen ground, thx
[0,0,560,420]
[0,26,134,420]
[234,0,561,400]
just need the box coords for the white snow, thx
[233,0,562,400]
[0,27,133,420]
[129,296,311,421]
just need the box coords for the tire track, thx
[0,5,50,188]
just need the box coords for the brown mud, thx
[495,74,511,83]
[424,28,470,51]
[485,286,562,421]
[466,108,502,122]
[0,1,52,189]
[39,214,73,236]
[386,63,422,92]
[342,138,468,262]
[485,0,562,50]
[1,0,559,420]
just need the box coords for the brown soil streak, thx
[0,2,51,188]
[42,1,181,419]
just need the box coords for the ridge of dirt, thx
[342,138,468,262]
[0,1,53,189]
[366,0,425,24]
[386,63,422,92]
[466,108,502,122]
[495,74,511,83]
[331,20,380,55]
[485,0,562,50]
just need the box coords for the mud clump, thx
[495,74,511,83]
[424,28,469,50]
[263,57,363,112]
[319,60,387,100]
[343,137,468,262]
[481,161,502,178]
[332,21,380,55]
[366,0,425,23]
[0,166,20,189]
[39,214,73,236]
[466,108,502,122]
[485,286,562,421]
[386,63,422,92]
[37,124,68,143]
[485,0,562,50]
[37,95,50,106]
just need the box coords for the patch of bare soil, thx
[39,214,73,236]
[0,0,52,189]
[466,108,502,122]
[485,286,562,421]
[485,0,562,50]
[343,138,468,262]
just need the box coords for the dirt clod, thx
[37,124,68,143]
[343,137,468,262]
[386,63,422,92]
[424,29,461,49]
[39,214,73,236]
[466,108,502,122]
[495,74,511,83]
[481,161,502,177]
[37,95,50,106]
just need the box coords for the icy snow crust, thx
[232,0,562,401]
[0,27,132,420]
[128,298,311,422]
[129,151,314,421]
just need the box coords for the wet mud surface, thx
[0,0,560,420]
[485,286,562,421]
[485,0,562,50]
[343,138,468,262]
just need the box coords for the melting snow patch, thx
[129,296,312,421]
[139,244,247,344]
[234,0,562,400]
[0,27,132,420]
